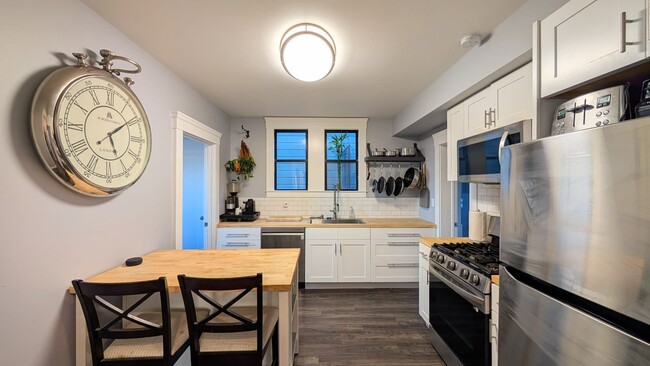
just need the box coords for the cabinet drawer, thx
[217,228,261,241]
[372,262,419,282]
[307,227,370,240]
[371,228,434,241]
[373,241,419,261]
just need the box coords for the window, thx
[274,130,308,190]
[325,130,358,191]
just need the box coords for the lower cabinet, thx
[418,243,430,326]
[216,228,261,249]
[491,282,499,366]
[305,228,371,283]
[370,228,434,282]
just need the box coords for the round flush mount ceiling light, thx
[280,23,336,82]
[460,33,482,48]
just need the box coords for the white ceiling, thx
[82,0,527,123]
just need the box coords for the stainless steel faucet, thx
[330,185,340,219]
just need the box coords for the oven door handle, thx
[430,264,488,313]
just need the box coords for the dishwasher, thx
[261,227,305,288]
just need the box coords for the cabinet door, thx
[418,250,429,326]
[493,63,532,128]
[338,240,371,282]
[446,103,464,181]
[464,87,495,137]
[305,240,337,282]
[540,0,646,97]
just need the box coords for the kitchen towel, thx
[469,210,487,242]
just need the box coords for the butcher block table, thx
[69,249,300,366]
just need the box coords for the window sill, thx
[266,191,367,198]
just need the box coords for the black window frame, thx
[274,129,308,191]
[324,130,358,191]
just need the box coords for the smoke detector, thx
[460,34,482,48]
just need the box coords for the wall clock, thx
[31,49,151,197]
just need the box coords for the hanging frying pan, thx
[394,164,404,196]
[371,166,378,193]
[377,165,385,194]
[403,166,421,189]
[366,162,371,180]
[385,165,394,196]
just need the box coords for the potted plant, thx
[225,140,256,181]
[327,132,348,190]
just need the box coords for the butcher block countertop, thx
[218,217,436,229]
[69,249,300,293]
[420,237,500,285]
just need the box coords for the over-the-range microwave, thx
[458,119,532,183]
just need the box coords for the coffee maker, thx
[225,181,240,214]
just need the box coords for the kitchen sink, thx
[310,218,365,224]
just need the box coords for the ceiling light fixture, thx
[280,23,336,82]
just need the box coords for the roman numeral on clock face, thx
[106,90,115,107]
[127,117,141,127]
[68,123,83,132]
[87,154,99,172]
[70,139,89,155]
[73,101,88,115]
[130,136,143,144]
[105,161,112,177]
[89,89,100,106]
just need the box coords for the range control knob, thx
[460,269,470,279]
[470,274,480,286]
[446,261,457,270]
[436,254,445,264]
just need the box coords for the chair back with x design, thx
[72,277,174,365]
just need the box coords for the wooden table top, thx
[69,249,300,293]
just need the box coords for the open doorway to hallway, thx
[182,136,208,249]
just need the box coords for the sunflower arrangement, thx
[225,140,256,180]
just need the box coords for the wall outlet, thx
[283,202,288,209]
[431,198,435,208]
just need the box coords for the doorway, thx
[182,136,208,249]
[173,112,222,250]
[432,131,454,237]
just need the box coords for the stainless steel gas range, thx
[428,218,499,366]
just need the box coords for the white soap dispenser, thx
[349,206,355,219]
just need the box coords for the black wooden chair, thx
[72,277,194,366]
[177,273,279,366]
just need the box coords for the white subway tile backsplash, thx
[476,183,501,216]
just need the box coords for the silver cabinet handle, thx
[225,242,251,246]
[334,243,337,256]
[498,130,509,164]
[387,242,419,246]
[339,243,342,255]
[490,108,496,127]
[226,233,249,238]
[387,233,421,238]
[484,110,490,127]
[426,270,430,285]
[620,12,635,53]
[387,263,418,268]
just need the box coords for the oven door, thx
[429,263,490,366]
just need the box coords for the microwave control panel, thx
[551,85,627,136]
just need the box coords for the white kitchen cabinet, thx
[418,243,430,327]
[491,282,499,366]
[492,63,533,128]
[216,227,261,249]
[540,0,647,97]
[305,228,371,283]
[446,103,464,181]
[464,87,495,137]
[370,228,434,282]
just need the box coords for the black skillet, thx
[394,176,404,196]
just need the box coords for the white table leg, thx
[75,297,89,366]
[278,290,291,366]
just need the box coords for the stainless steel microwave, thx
[458,119,532,183]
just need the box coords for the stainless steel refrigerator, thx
[499,116,650,365]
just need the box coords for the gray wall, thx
[0,1,230,365]
[229,117,416,198]
[394,0,569,138]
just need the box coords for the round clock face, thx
[53,75,151,191]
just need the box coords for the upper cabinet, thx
[540,0,647,97]
[447,63,532,181]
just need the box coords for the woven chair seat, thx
[104,309,208,360]
[199,306,279,353]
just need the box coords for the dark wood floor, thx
[293,288,445,366]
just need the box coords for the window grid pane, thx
[275,130,307,190]
[325,131,358,191]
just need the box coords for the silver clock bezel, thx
[31,65,151,197]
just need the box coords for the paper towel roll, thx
[469,210,487,242]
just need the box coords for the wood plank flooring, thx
[294,288,445,366]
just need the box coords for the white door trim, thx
[172,111,222,250]
[432,130,453,237]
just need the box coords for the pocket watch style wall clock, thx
[31,49,151,197]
